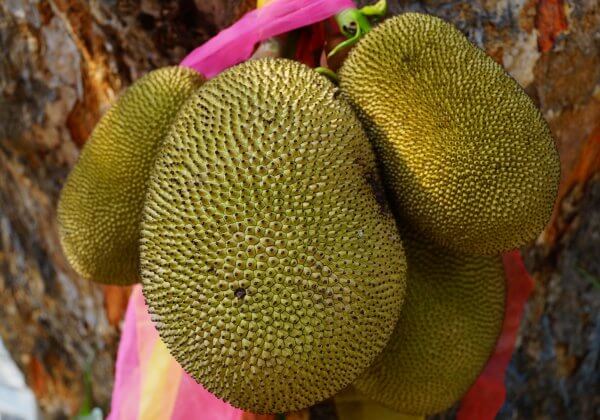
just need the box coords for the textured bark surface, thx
[0,0,598,419]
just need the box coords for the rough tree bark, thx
[0,0,598,419]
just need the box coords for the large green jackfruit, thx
[339,13,560,255]
[140,58,407,413]
[355,229,505,415]
[58,66,204,284]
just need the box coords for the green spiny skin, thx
[140,58,407,414]
[355,229,505,415]
[57,66,204,284]
[339,13,560,255]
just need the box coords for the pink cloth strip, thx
[180,0,354,78]
[108,287,142,420]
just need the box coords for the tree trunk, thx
[0,1,597,419]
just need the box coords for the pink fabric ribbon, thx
[180,0,354,78]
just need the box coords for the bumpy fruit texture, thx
[58,67,204,284]
[339,13,560,255]
[140,58,407,414]
[355,229,505,415]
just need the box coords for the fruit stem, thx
[328,0,387,58]
[315,67,340,83]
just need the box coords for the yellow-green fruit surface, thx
[355,229,505,415]
[58,66,204,284]
[140,58,407,414]
[339,13,560,255]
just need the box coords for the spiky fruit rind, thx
[355,230,505,415]
[339,13,560,255]
[140,58,407,414]
[58,66,204,284]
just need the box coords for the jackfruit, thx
[339,13,560,255]
[58,66,204,284]
[140,58,407,414]
[355,229,505,415]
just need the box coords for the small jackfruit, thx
[339,13,560,255]
[140,58,407,413]
[58,66,204,284]
[355,229,505,415]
